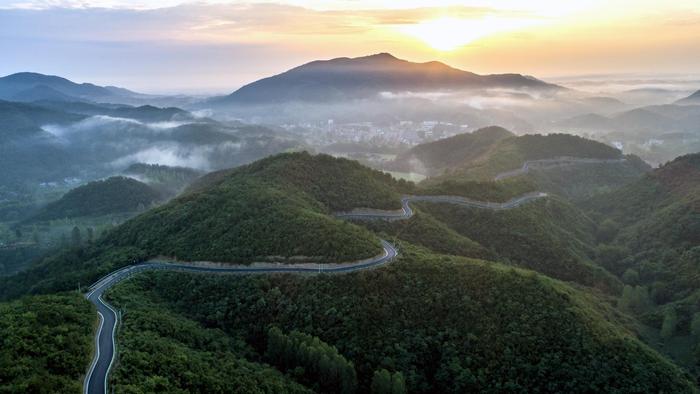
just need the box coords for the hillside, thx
[411,131,648,200]
[585,154,699,297]
[104,247,698,393]
[0,153,405,298]
[583,153,700,377]
[28,177,164,222]
[214,53,560,104]
[401,197,622,294]
[388,126,514,176]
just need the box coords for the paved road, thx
[83,240,397,394]
[335,192,548,221]
[494,156,627,181]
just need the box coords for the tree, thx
[597,219,619,243]
[690,312,700,338]
[371,369,393,394]
[619,285,653,315]
[660,309,678,339]
[391,371,407,394]
[71,226,82,247]
[596,245,629,275]
[621,269,639,285]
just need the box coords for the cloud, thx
[110,144,214,169]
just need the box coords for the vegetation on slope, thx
[106,285,311,394]
[388,126,514,176]
[443,133,624,180]
[105,246,697,393]
[584,153,700,376]
[524,155,651,201]
[0,152,401,299]
[417,197,623,294]
[0,293,94,393]
[28,176,164,222]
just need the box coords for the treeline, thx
[266,327,358,393]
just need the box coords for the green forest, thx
[104,245,697,393]
[0,293,93,393]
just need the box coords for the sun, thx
[399,16,538,51]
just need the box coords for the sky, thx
[1,0,700,94]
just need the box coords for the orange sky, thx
[2,0,700,92]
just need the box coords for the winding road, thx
[335,192,548,221]
[83,191,548,394]
[493,156,627,181]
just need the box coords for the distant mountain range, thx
[556,104,700,134]
[0,72,145,103]
[213,53,562,105]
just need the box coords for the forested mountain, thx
[28,177,164,222]
[0,153,405,299]
[388,126,514,176]
[213,53,560,105]
[396,129,649,200]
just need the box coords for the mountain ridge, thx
[214,53,562,104]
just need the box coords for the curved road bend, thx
[84,240,397,394]
[335,192,548,221]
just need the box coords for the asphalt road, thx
[494,157,627,181]
[83,240,397,394]
[335,192,548,221]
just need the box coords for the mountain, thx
[0,72,144,103]
[399,130,651,201]
[416,131,625,179]
[214,53,561,105]
[28,177,164,222]
[388,126,514,176]
[31,100,192,123]
[676,90,700,105]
